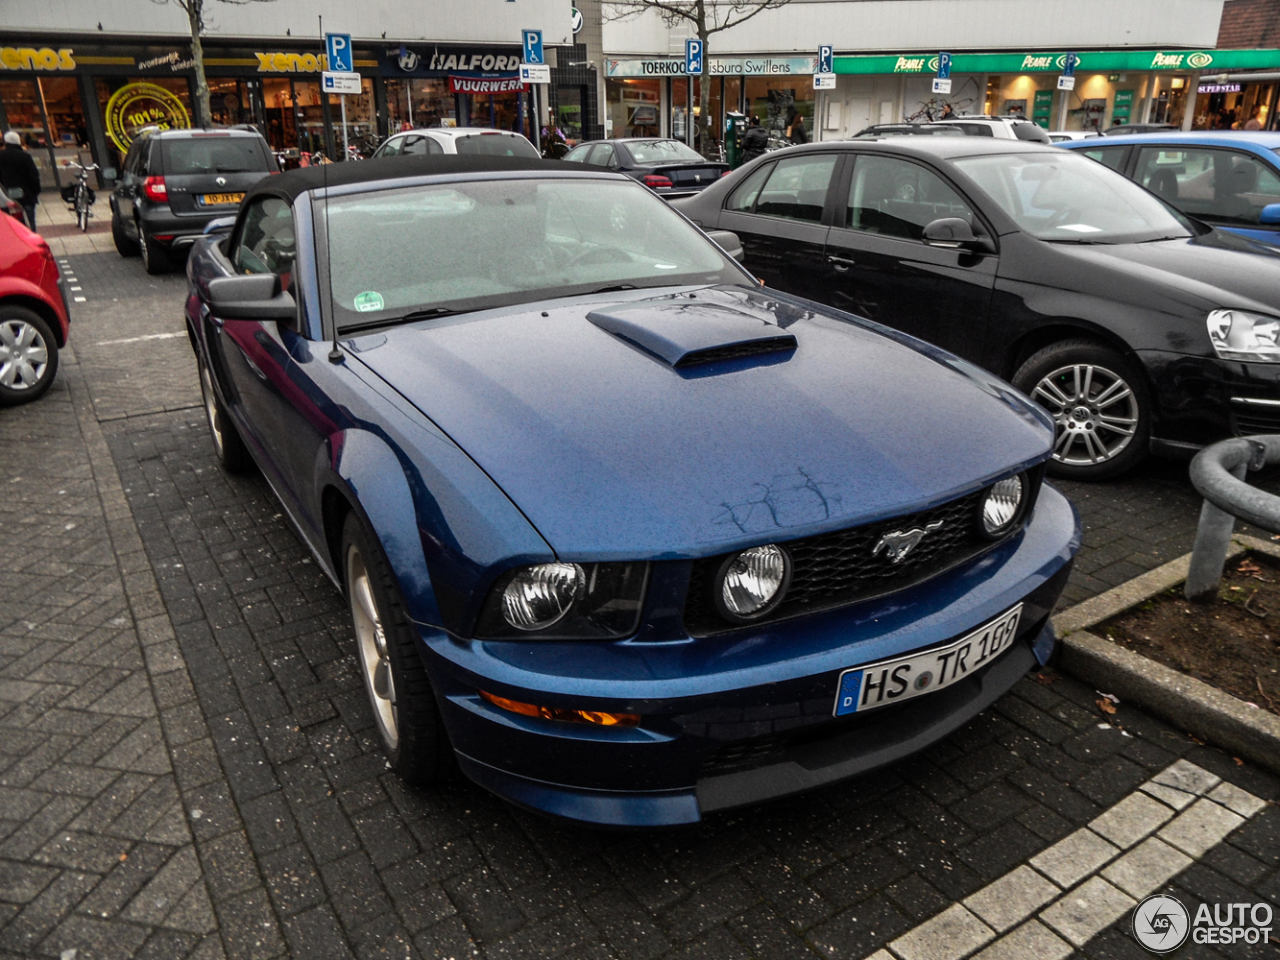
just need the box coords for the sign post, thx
[685,38,703,148]
[1056,52,1078,131]
[522,29,544,153]
[932,51,952,95]
[325,33,354,160]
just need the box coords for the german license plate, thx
[833,605,1023,716]
[199,193,244,206]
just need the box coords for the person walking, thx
[940,102,956,120]
[786,109,807,145]
[0,131,41,230]
[742,115,769,163]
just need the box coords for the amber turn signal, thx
[478,690,640,727]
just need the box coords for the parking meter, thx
[724,112,746,168]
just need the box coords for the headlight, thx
[981,477,1024,536]
[1207,309,1280,362]
[475,562,649,639]
[714,544,790,622]
[501,563,585,630]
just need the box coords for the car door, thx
[714,151,841,292]
[821,153,997,360]
[587,143,620,171]
[210,195,316,524]
[1133,144,1280,245]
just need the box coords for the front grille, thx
[1233,406,1280,436]
[684,487,1026,637]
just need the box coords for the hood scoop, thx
[587,296,797,370]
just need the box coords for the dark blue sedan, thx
[1063,131,1280,247]
[185,154,1080,826]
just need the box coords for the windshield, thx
[953,151,1194,243]
[163,138,268,175]
[322,178,739,331]
[625,140,704,164]
[454,133,540,158]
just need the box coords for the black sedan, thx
[562,138,728,198]
[674,137,1280,480]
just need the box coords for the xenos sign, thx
[0,47,75,71]
[255,52,330,73]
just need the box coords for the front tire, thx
[112,213,138,256]
[197,353,253,473]
[1012,339,1150,481]
[342,511,448,783]
[0,306,58,407]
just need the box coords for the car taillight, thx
[720,169,732,177]
[642,175,673,189]
[143,176,168,202]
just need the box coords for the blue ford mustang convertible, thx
[186,155,1080,826]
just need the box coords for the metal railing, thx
[1185,436,1280,600]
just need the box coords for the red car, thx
[0,211,68,405]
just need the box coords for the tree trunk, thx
[696,4,711,157]
[186,0,211,129]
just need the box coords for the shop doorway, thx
[555,85,585,142]
[261,78,330,161]
[207,78,263,131]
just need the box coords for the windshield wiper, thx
[339,306,465,334]
[1135,235,1188,243]
[585,283,639,294]
[1043,238,1113,245]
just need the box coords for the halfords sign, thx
[606,57,815,77]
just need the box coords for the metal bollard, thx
[1185,435,1280,601]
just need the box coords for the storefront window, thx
[461,90,520,131]
[207,78,259,129]
[745,76,813,145]
[1195,82,1277,130]
[385,79,457,130]
[328,77,376,156]
[94,76,193,172]
[605,78,660,139]
[555,85,584,142]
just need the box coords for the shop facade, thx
[0,33,595,187]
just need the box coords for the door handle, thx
[827,255,857,266]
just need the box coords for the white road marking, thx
[869,761,1265,960]
[73,297,86,302]
[70,286,81,291]
[93,332,186,346]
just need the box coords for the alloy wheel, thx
[198,362,224,458]
[1032,362,1139,466]
[348,544,399,750]
[0,319,49,391]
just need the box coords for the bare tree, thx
[605,0,794,152]
[152,0,275,128]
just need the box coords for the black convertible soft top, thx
[243,153,565,206]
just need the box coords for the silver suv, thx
[931,115,1052,144]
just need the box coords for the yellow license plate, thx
[200,193,244,205]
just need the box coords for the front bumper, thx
[418,484,1080,827]
[1142,349,1280,450]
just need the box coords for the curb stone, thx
[1054,533,1280,775]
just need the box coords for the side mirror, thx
[208,273,297,322]
[922,217,993,252]
[203,215,237,235]
[705,228,743,262]
[1260,203,1280,226]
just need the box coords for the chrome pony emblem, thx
[873,520,945,564]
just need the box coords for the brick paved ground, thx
[2,251,1277,960]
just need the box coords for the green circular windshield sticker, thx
[354,291,385,313]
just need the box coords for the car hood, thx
[351,285,1053,560]
[1041,230,1280,315]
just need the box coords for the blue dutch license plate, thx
[833,604,1023,717]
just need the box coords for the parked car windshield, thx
[322,177,739,330]
[953,151,1195,243]
[163,138,268,174]
[454,133,540,158]
[625,140,704,164]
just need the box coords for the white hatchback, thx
[372,127,540,159]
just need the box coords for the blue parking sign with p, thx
[325,33,352,73]
[818,45,834,74]
[685,38,703,75]
[522,29,544,65]
[938,51,952,79]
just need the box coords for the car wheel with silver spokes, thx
[1013,339,1150,481]
[340,512,446,782]
[0,307,58,407]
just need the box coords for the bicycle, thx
[61,161,99,232]
[904,95,977,123]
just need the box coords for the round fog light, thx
[981,476,1025,537]
[501,563,586,631]
[718,544,789,621]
